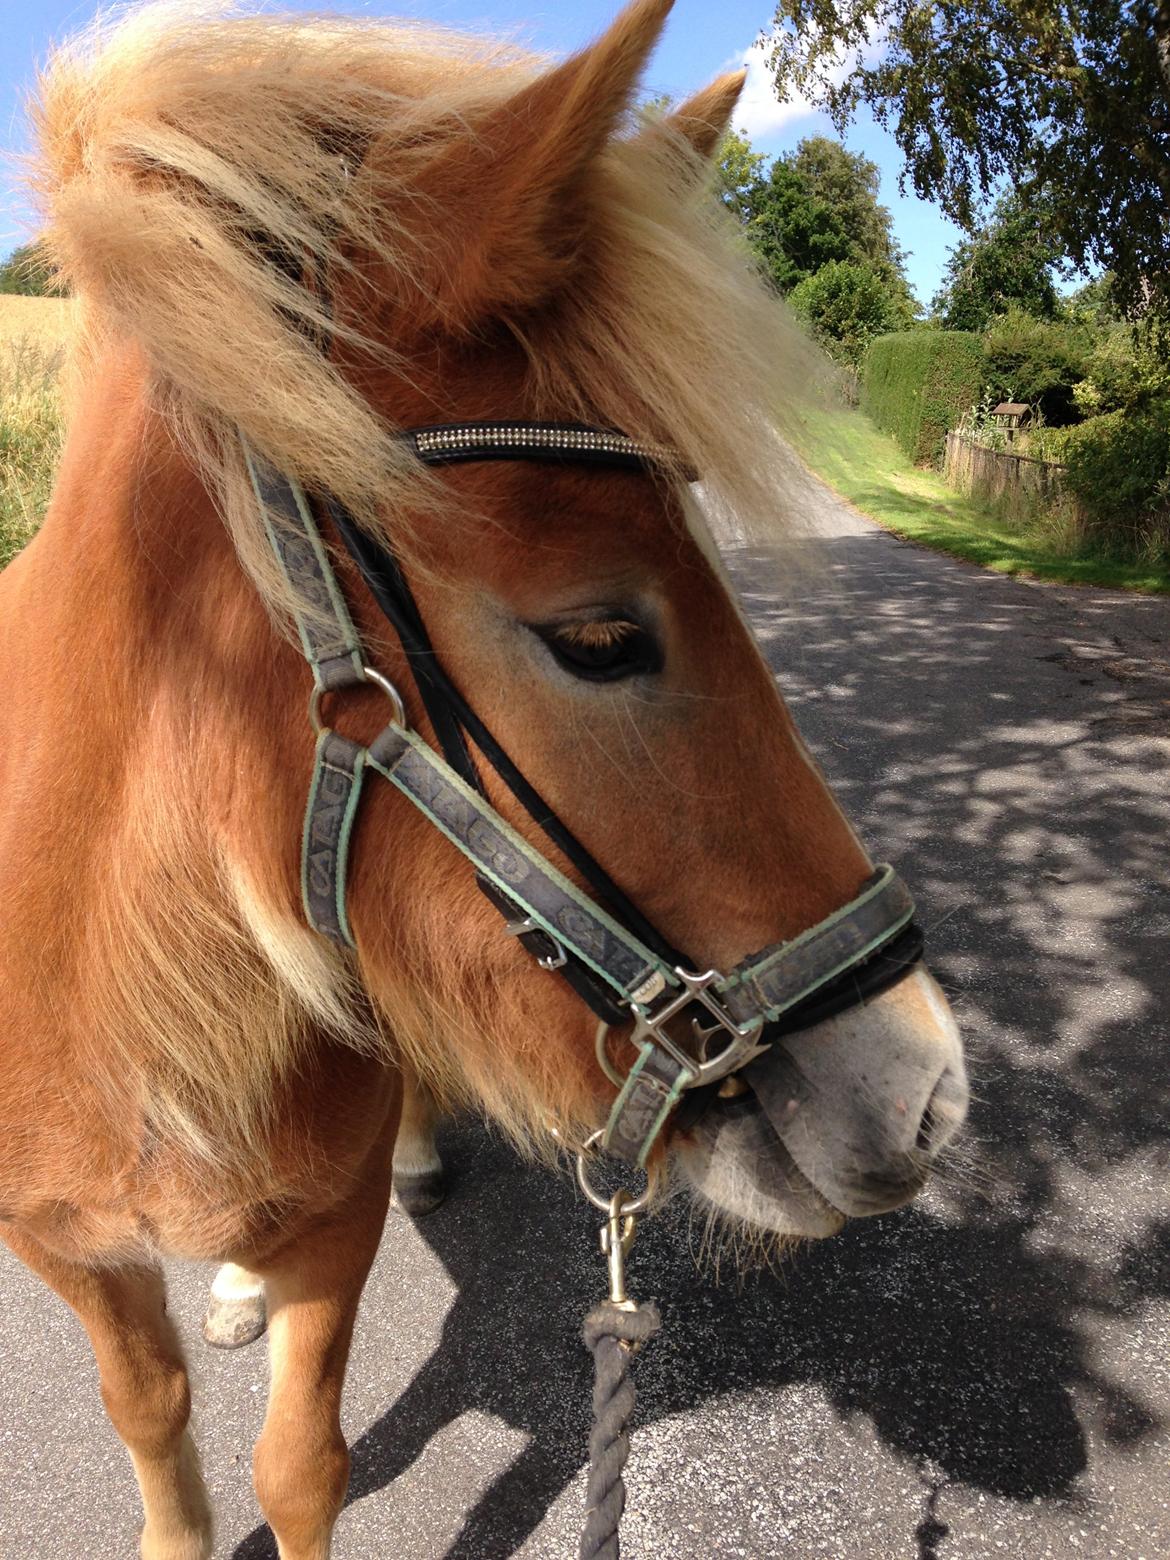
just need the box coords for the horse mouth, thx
[749,1108,847,1218]
[674,1084,931,1239]
[673,1091,844,1238]
[744,1086,930,1212]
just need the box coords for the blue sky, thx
[0,0,964,307]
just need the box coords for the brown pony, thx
[0,3,967,1556]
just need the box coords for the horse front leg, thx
[206,1065,441,1351]
[249,1142,394,1560]
[2,1228,212,1560]
[390,1064,446,1216]
[204,1068,437,1351]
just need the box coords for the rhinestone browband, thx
[404,421,696,480]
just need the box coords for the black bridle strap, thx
[321,498,481,793]
[324,496,692,975]
[325,496,641,1022]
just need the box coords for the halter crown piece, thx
[242,422,922,1167]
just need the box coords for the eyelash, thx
[531,617,662,683]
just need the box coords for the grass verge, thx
[789,399,1170,595]
[0,297,69,567]
[0,335,64,567]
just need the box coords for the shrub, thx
[1061,402,1170,553]
[1025,423,1078,463]
[861,329,986,464]
[788,260,913,366]
[982,307,1092,426]
[1072,327,1170,418]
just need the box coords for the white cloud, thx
[725,28,883,147]
[724,36,822,143]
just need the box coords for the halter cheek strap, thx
[242,430,922,1167]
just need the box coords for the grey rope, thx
[580,1299,662,1560]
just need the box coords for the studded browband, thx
[407,420,687,474]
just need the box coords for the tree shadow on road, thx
[234,535,1170,1558]
[235,1118,1149,1560]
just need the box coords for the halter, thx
[243,423,923,1167]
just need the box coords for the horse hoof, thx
[391,1169,447,1217]
[202,1266,267,1349]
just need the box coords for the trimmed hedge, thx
[862,330,986,465]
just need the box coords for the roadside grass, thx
[788,398,1170,595]
[0,297,69,567]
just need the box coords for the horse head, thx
[314,0,968,1237]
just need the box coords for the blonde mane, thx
[31,2,818,631]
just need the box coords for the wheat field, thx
[0,296,69,566]
[0,294,72,349]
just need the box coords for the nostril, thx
[915,1067,969,1156]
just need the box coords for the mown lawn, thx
[788,398,1170,595]
[0,296,69,566]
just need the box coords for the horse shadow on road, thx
[231,1118,1154,1560]
[235,535,1170,1558]
[348,1141,1105,1554]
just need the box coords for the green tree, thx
[788,258,913,363]
[933,194,1062,330]
[0,243,61,297]
[1064,274,1123,330]
[762,0,1170,319]
[718,130,913,303]
[749,158,856,291]
[715,129,767,224]
[787,137,907,284]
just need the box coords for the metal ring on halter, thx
[575,1129,652,1215]
[309,665,407,736]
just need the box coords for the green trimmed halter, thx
[243,426,920,1167]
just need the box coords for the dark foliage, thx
[0,244,63,298]
[765,0,1170,321]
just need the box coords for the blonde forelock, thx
[31,2,821,639]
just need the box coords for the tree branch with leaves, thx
[763,0,1170,318]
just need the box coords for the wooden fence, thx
[944,431,1071,523]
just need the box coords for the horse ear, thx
[419,0,674,326]
[664,71,748,160]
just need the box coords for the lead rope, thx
[577,1159,661,1560]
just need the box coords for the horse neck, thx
[7,340,301,862]
[0,342,340,1163]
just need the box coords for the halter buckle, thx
[627,967,770,1089]
[502,912,568,971]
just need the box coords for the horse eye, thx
[532,619,662,683]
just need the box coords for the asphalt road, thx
[3,480,1169,1559]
